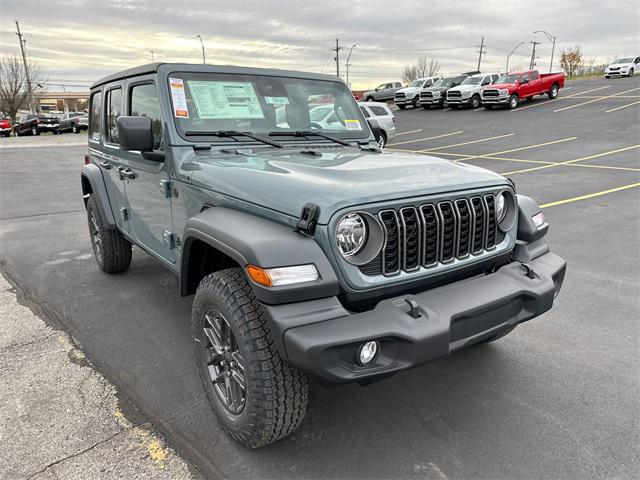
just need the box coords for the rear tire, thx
[508,94,519,109]
[86,195,132,273]
[377,131,387,149]
[192,268,309,448]
[548,84,559,99]
[412,96,419,108]
[366,96,374,102]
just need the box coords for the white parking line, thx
[394,129,423,136]
[553,87,640,112]
[418,133,514,152]
[388,131,464,147]
[453,137,578,162]
[511,85,611,112]
[605,100,640,113]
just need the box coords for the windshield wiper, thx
[184,130,283,148]
[268,130,352,147]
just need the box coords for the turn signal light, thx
[247,265,273,287]
[246,264,319,287]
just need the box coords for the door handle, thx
[117,167,137,180]
[98,160,112,170]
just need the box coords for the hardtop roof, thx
[91,62,344,89]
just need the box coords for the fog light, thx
[357,341,378,366]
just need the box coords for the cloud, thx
[0,0,637,90]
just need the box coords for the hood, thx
[450,84,480,93]
[607,62,633,68]
[396,86,421,95]
[485,82,515,90]
[186,148,507,224]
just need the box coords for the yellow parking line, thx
[553,87,640,112]
[501,144,640,175]
[540,183,640,209]
[606,100,640,113]
[418,133,514,152]
[394,129,423,136]
[512,85,611,112]
[453,137,577,162]
[389,130,464,147]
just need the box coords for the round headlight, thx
[496,192,507,222]
[336,213,367,257]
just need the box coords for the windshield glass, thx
[614,58,634,64]
[169,72,368,141]
[461,76,482,85]
[409,79,422,87]
[496,74,520,84]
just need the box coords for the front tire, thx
[508,94,519,109]
[192,268,309,448]
[471,95,481,109]
[31,126,39,136]
[72,123,79,133]
[412,96,419,108]
[86,195,132,273]
[548,84,559,99]
[629,68,634,77]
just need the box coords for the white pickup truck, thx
[446,73,500,109]
[394,77,441,109]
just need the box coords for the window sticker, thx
[169,78,189,118]
[344,119,362,130]
[264,96,290,106]
[187,81,265,119]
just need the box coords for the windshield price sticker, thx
[188,81,265,120]
[264,96,290,105]
[169,78,189,118]
[344,119,362,130]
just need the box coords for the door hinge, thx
[163,231,179,249]
[120,207,129,222]
[159,179,177,198]
[296,203,320,235]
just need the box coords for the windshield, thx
[169,72,368,141]
[461,76,482,85]
[496,74,520,84]
[409,79,422,87]
[613,58,634,64]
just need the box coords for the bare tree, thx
[559,45,583,77]
[0,54,46,122]
[402,56,441,83]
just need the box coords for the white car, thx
[447,73,500,109]
[358,102,396,148]
[394,77,441,109]
[605,57,639,78]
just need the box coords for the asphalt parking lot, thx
[1,76,638,479]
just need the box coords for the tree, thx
[0,54,46,122]
[560,45,583,77]
[402,56,441,83]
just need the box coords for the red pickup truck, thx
[481,70,565,109]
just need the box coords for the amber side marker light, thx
[246,264,319,287]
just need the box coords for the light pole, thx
[506,41,526,73]
[150,50,155,62]
[534,30,556,73]
[196,35,206,64]
[345,44,356,87]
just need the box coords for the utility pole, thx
[345,44,356,87]
[534,30,556,72]
[15,20,34,114]
[476,36,486,72]
[150,50,155,62]
[332,38,342,78]
[196,35,206,64]
[529,41,541,70]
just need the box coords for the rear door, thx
[119,77,175,262]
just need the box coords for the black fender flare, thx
[180,207,340,305]
[512,194,550,263]
[80,163,116,228]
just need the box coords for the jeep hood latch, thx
[296,203,320,235]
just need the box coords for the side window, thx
[521,74,530,83]
[386,83,393,89]
[424,79,432,87]
[531,71,540,80]
[89,91,102,142]
[492,74,499,83]
[105,88,122,144]
[369,106,388,116]
[359,106,370,118]
[481,76,491,86]
[130,83,163,150]
[635,57,640,64]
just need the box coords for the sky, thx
[0,0,638,91]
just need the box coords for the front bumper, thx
[447,97,471,105]
[268,252,566,383]
[419,96,442,105]
[0,127,11,132]
[482,96,510,104]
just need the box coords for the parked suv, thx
[394,77,441,109]
[81,63,566,449]
[419,75,468,108]
[358,101,396,148]
[363,82,403,102]
[59,112,89,133]
[447,73,500,109]
[604,56,639,78]
[13,113,60,136]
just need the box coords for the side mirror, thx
[521,78,529,84]
[117,116,154,152]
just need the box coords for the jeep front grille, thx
[360,195,507,276]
